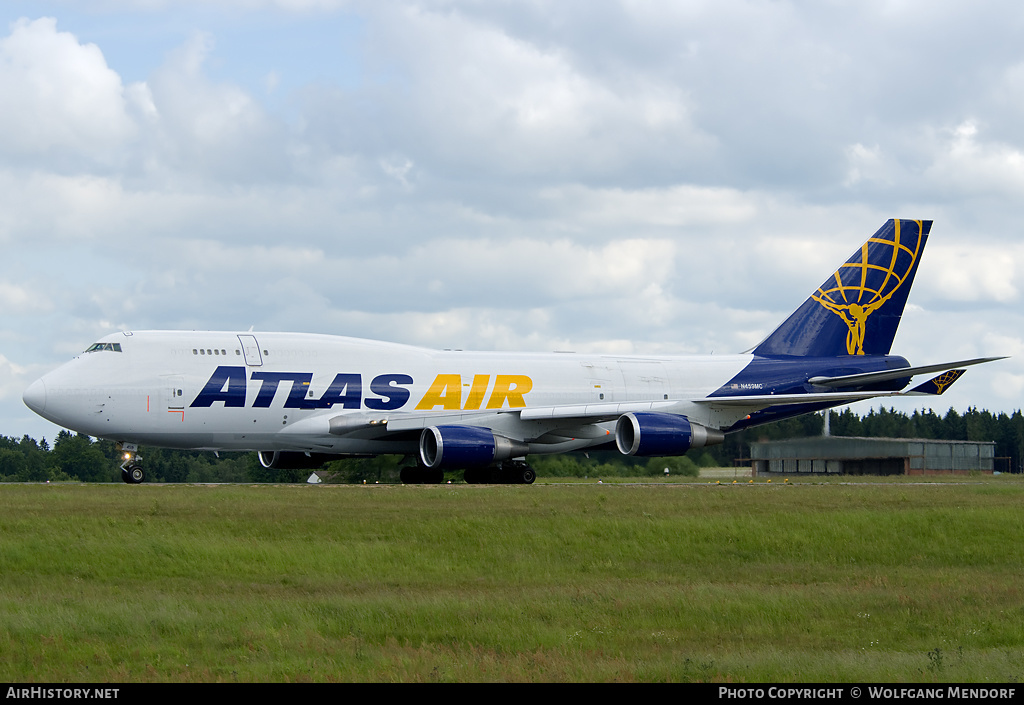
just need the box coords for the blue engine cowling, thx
[615,412,724,456]
[420,425,529,470]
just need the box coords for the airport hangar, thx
[749,437,995,476]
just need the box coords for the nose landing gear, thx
[118,443,145,484]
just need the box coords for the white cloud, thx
[323,4,714,178]
[917,242,1020,303]
[540,184,758,228]
[0,354,29,402]
[0,282,52,314]
[0,17,136,163]
[143,31,289,181]
[925,120,1024,196]
[1,1,1023,441]
[844,143,891,187]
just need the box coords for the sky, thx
[2,0,1023,444]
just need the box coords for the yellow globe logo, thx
[811,219,924,355]
[930,369,964,394]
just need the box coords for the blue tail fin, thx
[753,219,931,357]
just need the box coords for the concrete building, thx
[750,436,995,476]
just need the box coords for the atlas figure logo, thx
[811,219,924,355]
[190,367,533,411]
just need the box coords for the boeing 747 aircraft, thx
[23,220,1001,484]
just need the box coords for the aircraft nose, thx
[23,378,47,414]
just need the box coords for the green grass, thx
[2,479,1024,681]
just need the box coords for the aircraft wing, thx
[806,357,1004,388]
[321,400,685,435]
[517,400,679,422]
[323,377,977,439]
[326,391,897,435]
[315,358,1002,441]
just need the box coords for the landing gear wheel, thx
[127,465,145,484]
[118,443,143,484]
[499,460,536,484]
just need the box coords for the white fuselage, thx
[24,331,753,455]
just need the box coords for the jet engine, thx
[419,425,529,470]
[615,412,724,456]
[257,450,338,470]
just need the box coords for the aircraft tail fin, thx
[753,219,931,358]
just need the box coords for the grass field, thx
[2,478,1024,682]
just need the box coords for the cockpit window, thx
[85,343,122,353]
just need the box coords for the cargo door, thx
[618,360,671,402]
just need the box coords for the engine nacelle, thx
[419,425,529,470]
[257,450,338,470]
[615,412,724,457]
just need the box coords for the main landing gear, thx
[464,459,536,485]
[399,459,536,485]
[118,443,145,484]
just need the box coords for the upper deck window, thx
[85,343,122,353]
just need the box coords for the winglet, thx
[905,369,966,396]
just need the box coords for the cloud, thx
[921,121,1024,199]
[2,1,1023,443]
[0,282,52,315]
[143,31,290,182]
[539,184,758,228]
[299,3,715,182]
[0,17,137,166]
[916,241,1020,304]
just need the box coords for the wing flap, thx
[694,390,904,409]
[519,400,678,421]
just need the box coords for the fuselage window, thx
[200,349,205,355]
[193,349,198,355]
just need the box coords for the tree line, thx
[716,406,1024,473]
[3,406,1022,483]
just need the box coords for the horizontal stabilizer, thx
[905,369,966,395]
[695,390,906,409]
[807,357,1005,388]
